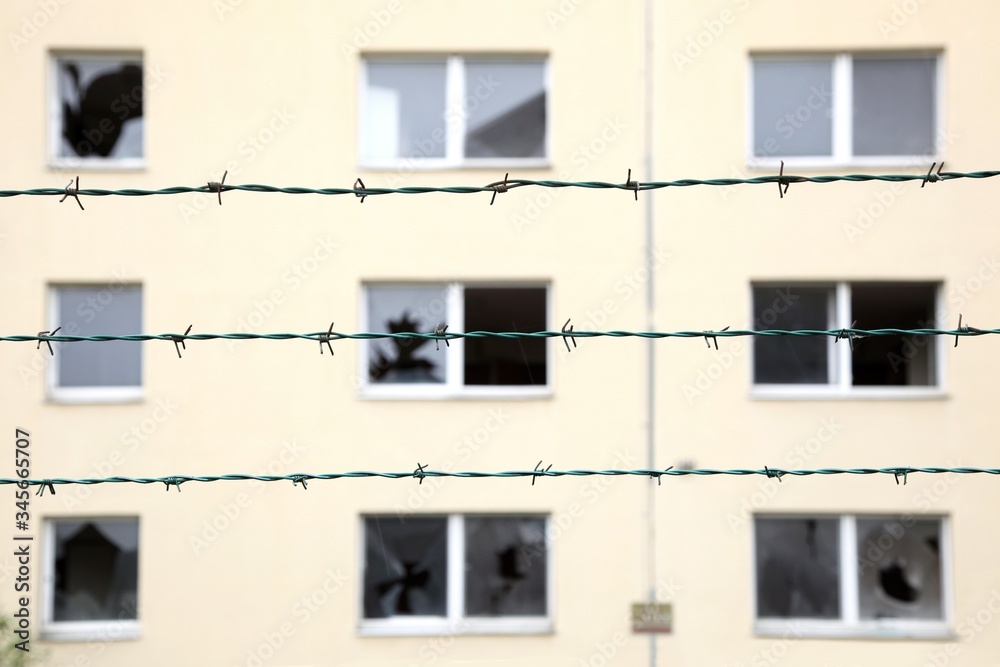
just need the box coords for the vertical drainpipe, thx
[644,0,658,666]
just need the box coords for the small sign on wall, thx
[631,602,673,633]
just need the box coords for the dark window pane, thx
[853,57,936,157]
[364,517,448,618]
[753,286,831,384]
[366,61,446,160]
[367,286,449,384]
[57,285,142,388]
[53,520,139,622]
[464,287,546,386]
[857,518,942,620]
[753,59,833,157]
[464,61,546,159]
[850,283,936,386]
[755,517,840,619]
[465,517,546,617]
[57,57,143,159]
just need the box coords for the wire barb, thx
[649,466,674,486]
[531,460,553,486]
[922,161,945,188]
[207,170,227,206]
[561,318,577,353]
[490,173,509,206]
[35,480,55,497]
[413,463,428,485]
[626,168,639,201]
[170,325,193,358]
[894,468,909,485]
[835,320,865,351]
[318,322,335,356]
[36,327,61,356]
[163,477,183,492]
[764,466,783,482]
[704,326,729,350]
[354,178,367,203]
[292,475,308,490]
[59,176,84,210]
[434,323,449,351]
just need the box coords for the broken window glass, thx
[755,517,840,619]
[363,517,448,618]
[856,518,942,620]
[56,56,144,159]
[464,516,546,617]
[52,519,139,622]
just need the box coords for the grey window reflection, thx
[755,517,840,619]
[366,61,447,160]
[853,57,936,157]
[753,59,833,157]
[464,60,545,159]
[57,57,143,159]
[857,518,942,620]
[53,519,139,622]
[57,285,142,388]
[465,516,546,617]
[753,286,831,384]
[368,286,449,384]
[364,517,448,618]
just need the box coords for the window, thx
[751,53,939,166]
[361,515,549,635]
[43,518,139,641]
[362,283,549,398]
[754,515,947,637]
[751,282,941,396]
[51,53,144,166]
[360,56,547,167]
[49,284,143,403]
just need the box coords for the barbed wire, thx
[12,466,1000,495]
[2,166,994,208]
[12,323,994,358]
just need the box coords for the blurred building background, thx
[2,1,999,665]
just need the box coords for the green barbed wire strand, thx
[2,170,998,201]
[10,467,1000,494]
[4,326,998,345]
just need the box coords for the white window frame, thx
[750,282,946,400]
[358,55,550,170]
[747,52,944,169]
[753,514,952,639]
[49,51,146,171]
[47,284,144,404]
[358,514,553,636]
[41,517,141,642]
[359,282,552,400]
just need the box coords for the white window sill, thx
[751,385,947,401]
[41,621,140,643]
[748,155,941,172]
[755,619,951,640]
[47,386,144,405]
[360,385,551,401]
[359,158,550,172]
[48,158,146,172]
[359,617,552,637]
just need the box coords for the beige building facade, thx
[2,1,999,665]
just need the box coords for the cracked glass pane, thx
[755,517,840,619]
[465,516,546,617]
[53,519,139,622]
[367,285,450,384]
[56,56,144,159]
[363,517,448,618]
[857,518,942,620]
